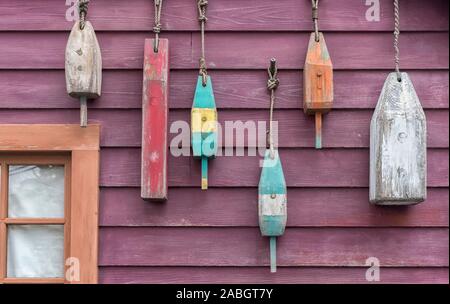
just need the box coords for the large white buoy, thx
[370,72,427,205]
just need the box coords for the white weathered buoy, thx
[65,18,102,127]
[370,72,427,205]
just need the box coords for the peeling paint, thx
[370,72,427,205]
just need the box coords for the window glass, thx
[8,165,64,218]
[7,225,64,278]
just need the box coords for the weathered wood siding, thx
[0,0,448,283]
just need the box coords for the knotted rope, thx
[267,58,280,159]
[153,0,164,52]
[312,0,319,42]
[198,0,208,86]
[79,0,90,30]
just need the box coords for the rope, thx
[153,0,163,52]
[198,0,208,86]
[78,0,90,30]
[267,58,280,159]
[394,0,401,81]
[312,0,319,42]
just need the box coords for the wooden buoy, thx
[141,0,169,200]
[65,4,102,127]
[303,32,333,149]
[191,0,217,190]
[370,72,427,205]
[370,0,427,206]
[191,76,218,190]
[141,38,169,200]
[259,150,287,273]
[259,59,287,273]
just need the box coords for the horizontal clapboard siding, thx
[0,0,448,284]
[98,148,449,187]
[1,0,448,32]
[98,227,449,266]
[0,70,448,109]
[99,188,449,227]
[0,32,448,69]
[0,110,448,148]
[99,267,450,284]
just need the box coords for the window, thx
[1,154,70,283]
[0,125,100,284]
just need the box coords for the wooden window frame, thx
[1,154,71,284]
[0,125,100,284]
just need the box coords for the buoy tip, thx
[315,112,322,149]
[201,178,208,190]
[315,136,322,149]
[270,237,277,273]
[201,157,208,190]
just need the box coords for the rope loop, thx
[153,0,164,52]
[311,0,319,42]
[197,0,208,23]
[197,0,209,86]
[312,0,319,19]
[267,58,280,159]
[78,0,90,30]
[267,59,279,91]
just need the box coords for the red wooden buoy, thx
[141,0,169,200]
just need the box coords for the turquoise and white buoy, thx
[258,59,287,273]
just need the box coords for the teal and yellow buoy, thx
[259,59,287,273]
[191,75,218,190]
[191,0,217,190]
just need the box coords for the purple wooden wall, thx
[0,0,448,283]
